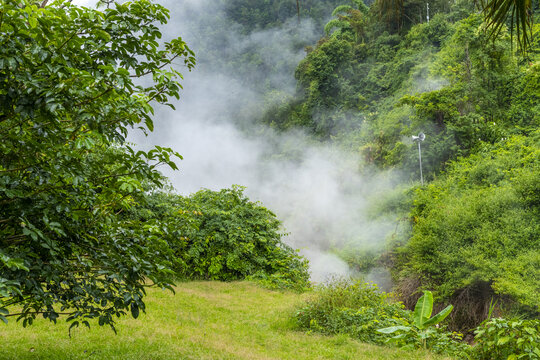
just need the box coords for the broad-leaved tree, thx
[0,0,195,330]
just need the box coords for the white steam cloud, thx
[78,0,401,283]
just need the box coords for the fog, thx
[73,0,400,284]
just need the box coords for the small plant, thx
[413,290,453,330]
[378,290,453,343]
[377,290,468,357]
[471,318,540,360]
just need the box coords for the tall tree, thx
[0,0,195,329]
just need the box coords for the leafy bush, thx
[295,279,411,344]
[294,279,467,357]
[134,186,310,291]
[396,130,540,324]
[471,318,540,360]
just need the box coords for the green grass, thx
[0,281,450,359]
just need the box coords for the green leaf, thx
[69,321,79,336]
[377,325,412,334]
[423,305,453,327]
[413,291,433,329]
[130,303,139,319]
[28,16,38,29]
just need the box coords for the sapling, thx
[377,290,453,349]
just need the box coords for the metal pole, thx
[418,141,424,186]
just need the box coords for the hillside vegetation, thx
[1,0,539,358]
[260,0,540,327]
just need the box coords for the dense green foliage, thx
[0,0,195,329]
[130,187,310,291]
[259,0,540,329]
[397,131,540,318]
[294,279,468,357]
[2,0,539,345]
[267,3,539,176]
[472,318,540,359]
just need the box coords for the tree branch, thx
[4,234,27,242]
[6,311,76,317]
[0,163,41,174]
[74,87,113,107]
[56,31,79,52]
[129,53,180,78]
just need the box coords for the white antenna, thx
[412,132,426,185]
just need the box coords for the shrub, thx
[471,318,540,360]
[294,279,469,357]
[395,130,540,326]
[294,279,410,344]
[295,279,409,338]
[132,186,310,291]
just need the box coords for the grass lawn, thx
[0,281,450,359]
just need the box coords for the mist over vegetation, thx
[133,0,540,325]
[123,0,404,282]
[72,0,539,320]
[1,0,539,356]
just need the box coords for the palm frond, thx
[483,0,533,52]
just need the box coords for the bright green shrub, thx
[396,130,540,322]
[295,279,411,344]
[294,279,467,357]
[471,318,540,360]
[134,186,310,291]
